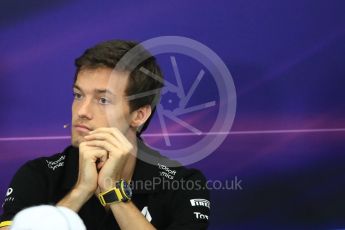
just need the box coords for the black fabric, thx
[0,140,210,230]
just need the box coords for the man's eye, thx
[99,97,110,105]
[73,92,83,100]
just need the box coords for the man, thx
[0,40,210,229]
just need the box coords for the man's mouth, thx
[74,124,92,133]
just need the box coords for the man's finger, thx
[89,128,131,150]
[85,140,120,156]
[84,133,121,149]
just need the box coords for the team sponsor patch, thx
[193,211,209,220]
[157,163,176,180]
[46,155,65,170]
[3,187,15,205]
[6,188,13,197]
[141,206,152,222]
[190,198,210,209]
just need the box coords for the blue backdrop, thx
[1,1,345,229]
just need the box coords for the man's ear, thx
[130,105,152,129]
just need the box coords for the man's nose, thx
[77,99,93,120]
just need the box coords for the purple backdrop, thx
[1,0,345,229]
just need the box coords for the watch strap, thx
[98,187,123,206]
[98,180,131,206]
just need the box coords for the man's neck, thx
[120,130,138,181]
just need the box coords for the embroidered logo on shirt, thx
[193,212,209,220]
[141,206,152,222]
[3,187,15,205]
[157,163,176,180]
[6,188,13,197]
[190,199,210,209]
[46,155,66,170]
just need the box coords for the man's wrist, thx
[109,199,132,209]
[71,187,93,201]
[98,180,132,206]
[57,187,92,212]
[99,178,117,192]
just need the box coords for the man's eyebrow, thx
[73,85,115,96]
[73,85,82,91]
[94,89,116,96]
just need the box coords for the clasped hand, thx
[76,127,133,195]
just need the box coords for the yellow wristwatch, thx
[98,180,132,206]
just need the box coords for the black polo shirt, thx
[0,140,210,229]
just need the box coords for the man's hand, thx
[58,127,133,212]
[84,127,134,191]
[57,142,108,211]
[75,142,108,195]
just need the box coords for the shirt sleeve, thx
[0,160,48,224]
[166,169,210,230]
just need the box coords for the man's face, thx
[71,67,132,147]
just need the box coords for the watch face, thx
[122,181,133,198]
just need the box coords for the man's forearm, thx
[57,188,92,212]
[110,201,156,230]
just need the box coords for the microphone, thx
[63,124,70,129]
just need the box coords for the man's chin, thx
[71,140,79,147]
[71,136,83,147]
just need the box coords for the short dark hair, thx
[74,40,164,136]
